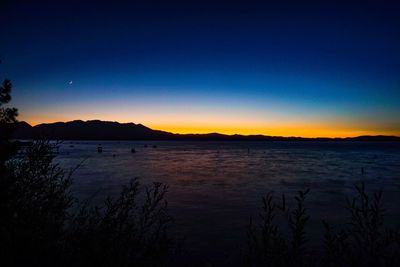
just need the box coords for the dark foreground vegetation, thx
[246,187,400,267]
[1,140,177,267]
[1,80,399,267]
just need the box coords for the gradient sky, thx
[1,0,399,137]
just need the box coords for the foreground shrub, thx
[322,184,400,267]
[246,189,311,267]
[246,186,400,267]
[64,179,176,267]
[1,140,72,266]
[0,140,177,267]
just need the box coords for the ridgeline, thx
[12,120,400,141]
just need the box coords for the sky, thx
[0,0,399,137]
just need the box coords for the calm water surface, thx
[56,141,400,264]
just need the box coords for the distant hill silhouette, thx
[13,120,172,140]
[11,120,400,141]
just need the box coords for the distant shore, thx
[11,120,400,142]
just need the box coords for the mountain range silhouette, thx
[11,120,400,141]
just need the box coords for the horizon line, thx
[19,119,400,139]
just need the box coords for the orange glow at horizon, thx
[151,125,400,138]
[20,113,400,138]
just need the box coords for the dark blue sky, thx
[1,0,399,136]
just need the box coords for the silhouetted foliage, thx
[246,189,312,267]
[0,140,177,267]
[322,183,400,267]
[0,79,18,124]
[1,140,73,266]
[64,178,176,267]
[0,78,18,163]
[246,186,400,267]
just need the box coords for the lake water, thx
[56,141,400,265]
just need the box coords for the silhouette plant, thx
[1,140,177,267]
[64,178,176,267]
[322,183,400,267]
[1,140,73,266]
[247,185,400,267]
[0,79,18,124]
[0,79,18,164]
[246,189,311,267]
